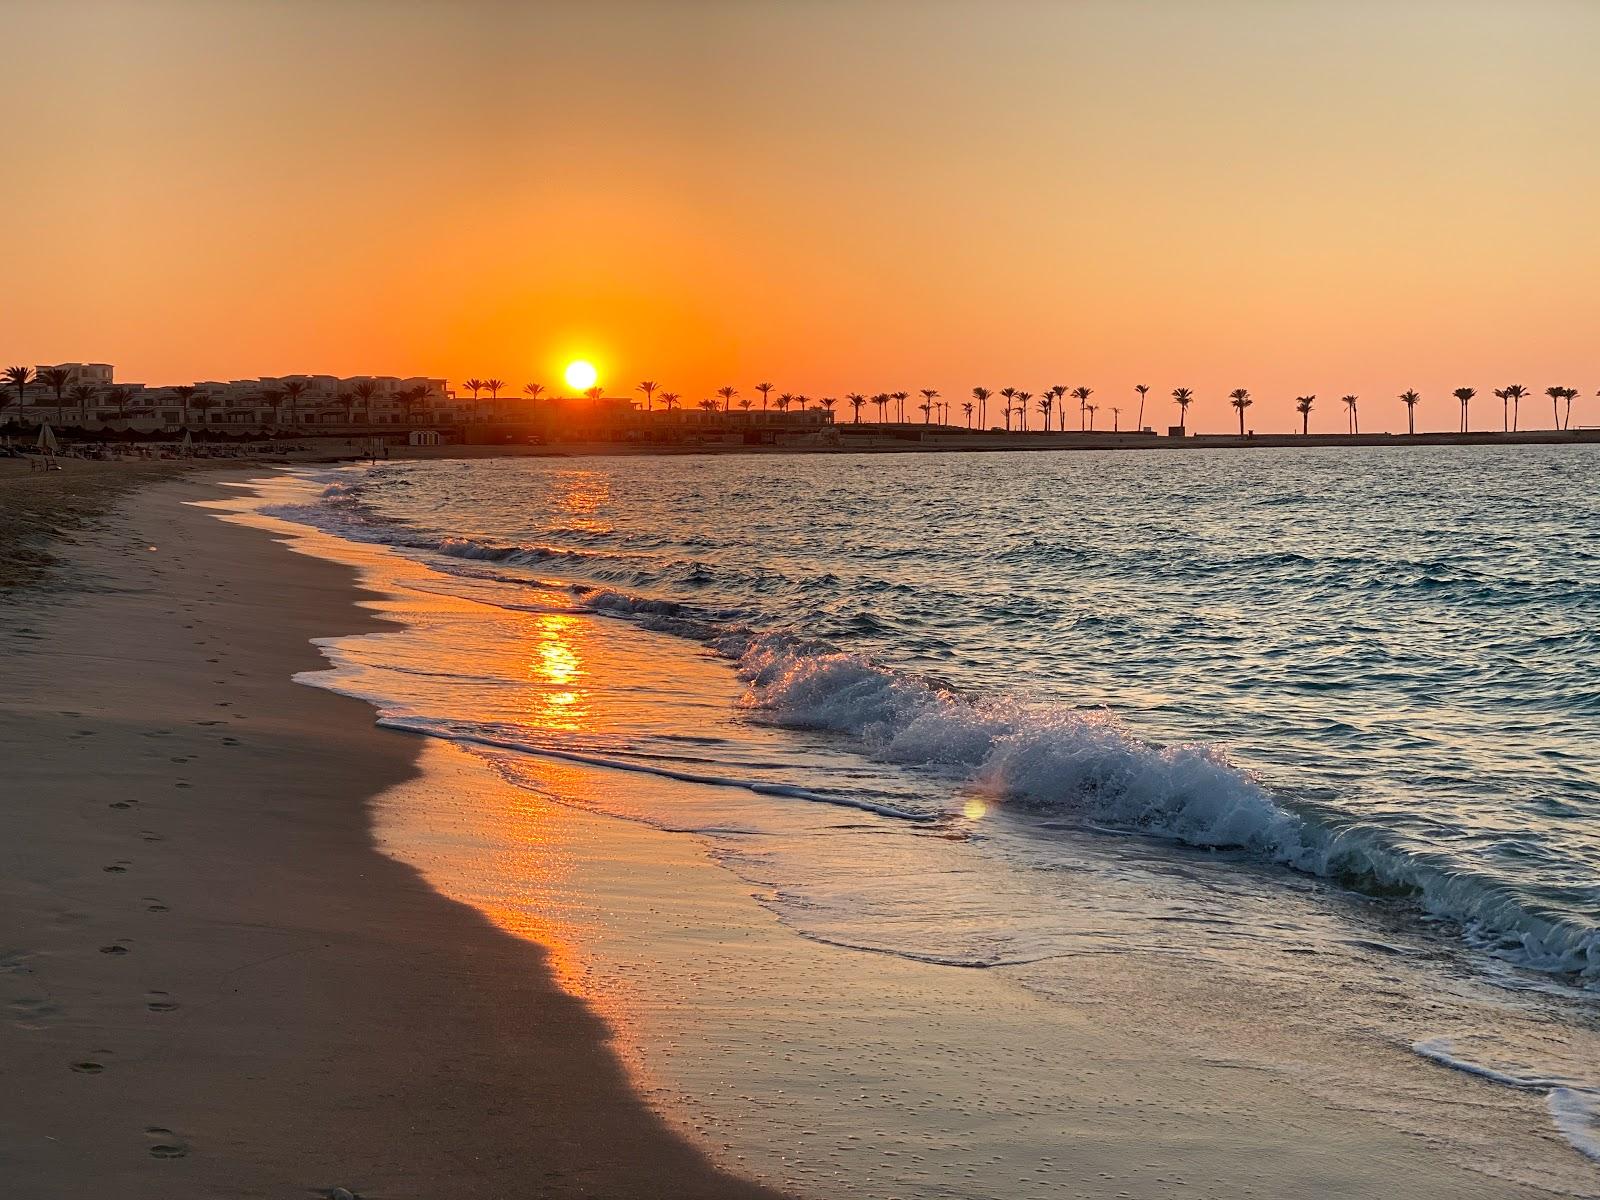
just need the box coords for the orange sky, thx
[5,0,1597,433]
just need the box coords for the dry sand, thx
[0,467,782,1198]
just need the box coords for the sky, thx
[4,0,1597,433]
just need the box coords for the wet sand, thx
[0,468,783,1198]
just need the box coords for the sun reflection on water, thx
[527,613,590,732]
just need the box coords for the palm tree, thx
[847,392,866,423]
[1504,383,1526,431]
[756,382,773,411]
[920,389,940,425]
[738,395,754,413]
[1134,384,1149,431]
[37,367,71,421]
[972,387,991,429]
[961,400,974,427]
[1545,386,1564,430]
[659,391,681,412]
[102,386,134,422]
[1070,386,1093,431]
[1453,387,1475,433]
[1228,388,1252,435]
[1398,390,1420,435]
[1037,391,1053,429]
[636,381,658,411]
[464,378,484,401]
[1295,395,1315,434]
[1085,403,1098,431]
[1172,387,1193,432]
[171,385,195,427]
[192,393,217,426]
[1047,385,1065,431]
[1110,405,1121,432]
[523,382,546,401]
[697,398,719,413]
[793,394,811,412]
[484,379,505,404]
[917,400,931,423]
[776,392,793,414]
[998,388,1017,431]
[68,384,97,422]
[5,366,35,415]
[717,385,737,413]
[1564,387,1578,430]
[872,392,890,422]
[351,379,378,424]
[1342,394,1359,435]
[261,387,287,427]
[283,379,309,425]
[585,386,604,403]
[888,391,907,423]
[1014,391,1032,431]
[1493,387,1509,431]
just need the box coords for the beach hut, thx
[37,424,59,453]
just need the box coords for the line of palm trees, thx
[597,378,1586,435]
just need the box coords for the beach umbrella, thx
[181,429,193,455]
[37,424,58,453]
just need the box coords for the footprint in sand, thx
[109,800,133,810]
[99,942,131,956]
[143,898,169,913]
[146,991,179,1013]
[174,781,191,789]
[144,1128,189,1159]
[70,1061,105,1074]
[220,737,241,747]
[103,861,130,874]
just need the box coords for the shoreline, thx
[0,469,784,1198]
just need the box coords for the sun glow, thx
[565,360,598,391]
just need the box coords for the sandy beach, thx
[0,462,782,1199]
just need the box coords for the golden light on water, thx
[527,613,589,732]
[565,360,598,391]
[963,797,988,821]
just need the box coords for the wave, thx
[370,714,931,822]
[726,634,1600,984]
[1412,1037,1600,1163]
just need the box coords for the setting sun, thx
[565,361,598,391]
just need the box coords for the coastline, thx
[0,469,783,1198]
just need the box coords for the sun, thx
[565,360,598,391]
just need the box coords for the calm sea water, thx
[256,445,1600,1179]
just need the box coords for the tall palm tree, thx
[1493,387,1509,431]
[1110,405,1122,432]
[1564,387,1578,430]
[1014,391,1032,431]
[1085,403,1098,431]
[1545,385,1564,430]
[192,393,217,426]
[776,392,793,414]
[962,400,974,427]
[1045,385,1064,431]
[1037,392,1052,429]
[102,386,134,422]
[1134,384,1149,431]
[282,379,309,425]
[1503,383,1526,431]
[68,384,97,422]
[1342,394,1359,435]
[523,382,546,401]
[820,396,837,420]
[485,378,505,402]
[998,388,1017,431]
[1228,388,1252,435]
[351,379,378,423]
[890,391,909,423]
[659,391,681,412]
[756,382,773,411]
[738,395,754,412]
[1398,389,1420,435]
[38,367,71,421]
[634,381,657,411]
[1070,386,1092,431]
[972,386,991,429]
[872,392,890,423]
[5,366,35,415]
[917,399,932,424]
[1453,387,1475,433]
[717,385,738,413]
[1295,395,1315,434]
[585,386,604,403]
[793,394,810,412]
[920,389,940,425]
[1172,387,1193,432]
[464,378,484,401]
[846,392,866,423]
[697,398,719,413]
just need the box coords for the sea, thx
[247,444,1600,1194]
